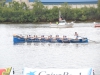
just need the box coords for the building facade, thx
[6,0,98,8]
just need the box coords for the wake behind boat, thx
[13,35,88,44]
[49,20,74,28]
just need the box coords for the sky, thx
[40,0,98,2]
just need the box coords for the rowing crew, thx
[13,35,69,40]
[13,32,79,40]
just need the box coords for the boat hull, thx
[70,38,88,43]
[50,24,73,28]
[13,36,25,43]
[13,36,88,44]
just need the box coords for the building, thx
[6,0,98,8]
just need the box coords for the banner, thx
[23,67,93,75]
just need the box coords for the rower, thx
[74,32,78,39]
[34,35,39,40]
[63,36,68,40]
[50,35,53,39]
[48,35,53,40]
[41,35,45,40]
[56,35,60,40]
[28,35,31,38]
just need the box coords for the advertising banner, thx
[23,67,93,75]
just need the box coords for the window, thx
[29,0,34,2]
[6,0,12,2]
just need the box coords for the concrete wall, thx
[44,4,97,9]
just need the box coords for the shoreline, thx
[0,20,100,24]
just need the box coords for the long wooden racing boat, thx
[13,35,88,44]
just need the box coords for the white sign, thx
[23,68,93,75]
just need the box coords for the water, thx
[0,23,100,75]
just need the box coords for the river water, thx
[0,23,100,75]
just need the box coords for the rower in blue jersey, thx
[41,35,45,40]
[55,35,62,43]
[63,36,68,40]
[40,35,46,42]
[55,35,60,40]
[47,35,54,42]
[34,35,39,40]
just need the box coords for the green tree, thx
[0,0,99,23]
[0,0,6,6]
[32,0,45,22]
[98,0,100,9]
[97,0,100,19]
[60,3,71,20]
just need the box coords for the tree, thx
[32,0,45,22]
[59,3,71,20]
[0,0,6,6]
[97,0,100,18]
[98,0,100,9]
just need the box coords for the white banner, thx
[23,68,93,75]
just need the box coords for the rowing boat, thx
[13,35,88,44]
